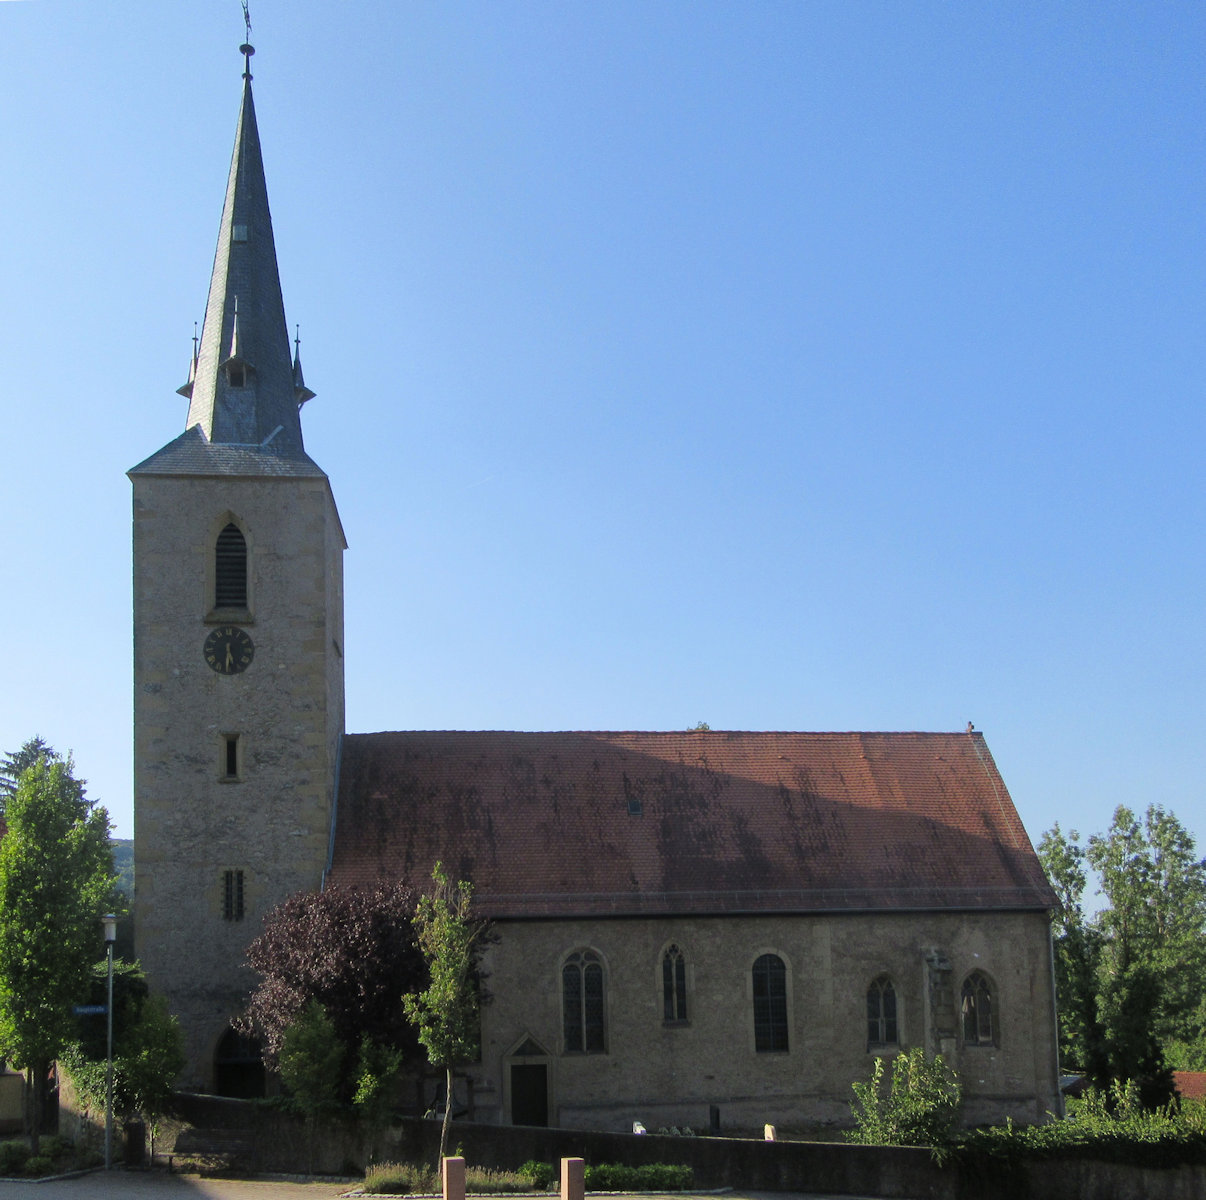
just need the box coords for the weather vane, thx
[240,2,255,79]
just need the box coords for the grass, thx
[361,1160,695,1195]
[362,1162,542,1195]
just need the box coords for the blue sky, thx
[1,2,1202,891]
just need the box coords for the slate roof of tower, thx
[133,55,320,478]
[326,730,1056,918]
[128,425,328,478]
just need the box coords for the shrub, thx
[520,1159,556,1188]
[363,1160,436,1194]
[465,1166,542,1193]
[0,1140,30,1175]
[847,1048,962,1147]
[584,1162,694,1190]
[954,1083,1206,1170]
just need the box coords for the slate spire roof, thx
[186,48,306,451]
[132,45,324,480]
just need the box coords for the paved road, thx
[0,1171,888,1200]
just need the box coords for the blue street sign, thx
[73,1004,108,1015]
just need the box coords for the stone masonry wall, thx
[132,471,344,1088]
[466,909,1060,1133]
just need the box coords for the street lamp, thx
[102,914,117,1170]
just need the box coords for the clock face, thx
[203,626,255,675]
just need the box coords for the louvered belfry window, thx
[215,523,247,608]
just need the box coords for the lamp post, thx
[102,914,117,1170]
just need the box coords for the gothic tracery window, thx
[753,953,789,1052]
[866,975,898,1047]
[562,950,605,1053]
[961,970,997,1046]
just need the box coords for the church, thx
[130,45,1061,1133]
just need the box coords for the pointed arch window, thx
[866,975,898,1048]
[961,970,997,1047]
[562,950,605,1054]
[753,953,789,1052]
[662,945,688,1023]
[215,523,248,609]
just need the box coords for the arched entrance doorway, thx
[213,1028,265,1098]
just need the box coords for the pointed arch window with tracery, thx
[866,975,899,1048]
[752,953,789,1052]
[562,950,605,1054]
[961,970,997,1047]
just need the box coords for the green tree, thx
[1088,805,1206,1089]
[278,1000,344,1174]
[403,864,489,1167]
[60,962,184,1155]
[0,737,58,815]
[353,1034,404,1164]
[847,1048,962,1146]
[0,755,115,1151]
[1037,824,1108,1081]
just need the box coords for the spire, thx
[176,323,199,399]
[184,43,308,455]
[293,326,316,407]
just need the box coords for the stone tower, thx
[130,46,344,1093]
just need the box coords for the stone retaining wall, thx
[159,1097,1206,1200]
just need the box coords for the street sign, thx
[73,1004,107,1015]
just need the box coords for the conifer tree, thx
[0,737,57,815]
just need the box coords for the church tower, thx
[130,44,345,1093]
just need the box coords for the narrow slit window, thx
[223,735,239,779]
[215,523,247,609]
[223,869,245,921]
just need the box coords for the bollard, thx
[442,1156,466,1200]
[561,1156,585,1200]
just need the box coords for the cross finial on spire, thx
[240,2,255,80]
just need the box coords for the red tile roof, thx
[1175,1072,1206,1102]
[327,730,1055,919]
